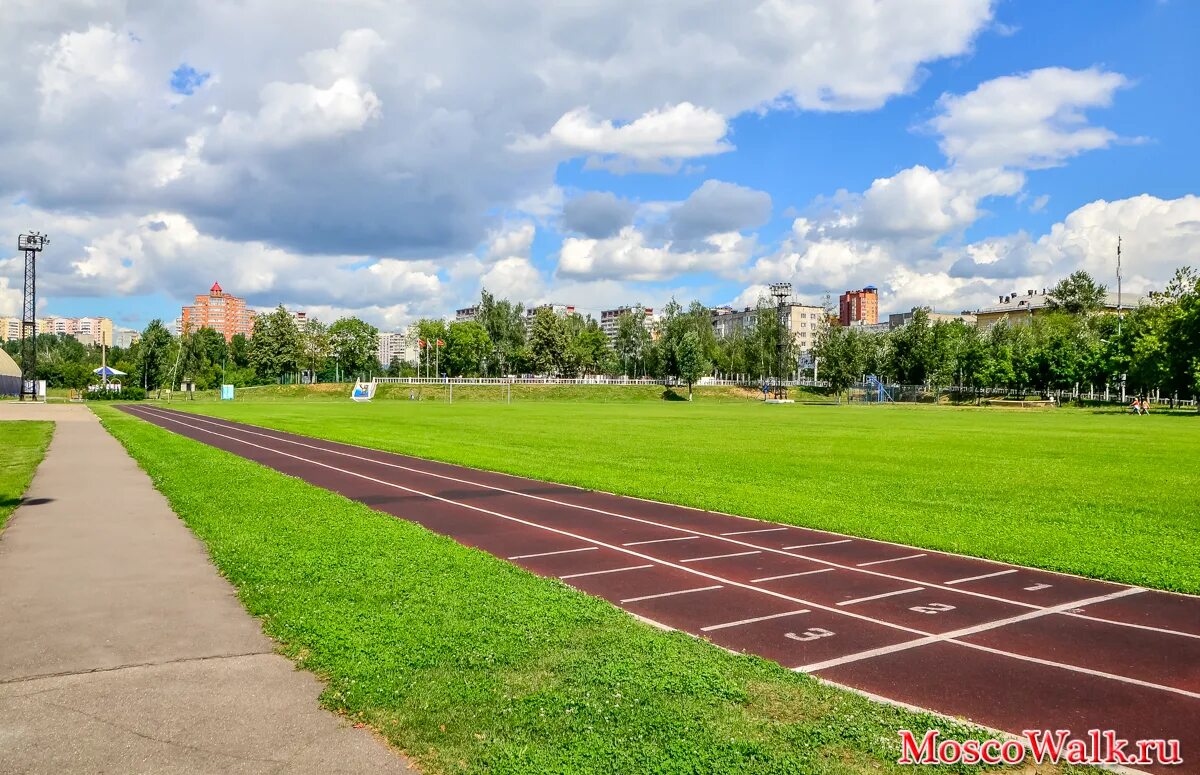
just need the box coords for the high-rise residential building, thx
[377,326,422,368]
[30,316,114,347]
[839,286,879,327]
[455,306,480,322]
[888,308,977,329]
[181,282,255,342]
[0,317,23,341]
[524,303,575,334]
[711,303,826,355]
[114,328,140,348]
[599,306,653,342]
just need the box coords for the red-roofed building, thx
[181,282,255,342]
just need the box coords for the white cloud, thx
[558,227,752,282]
[930,66,1129,171]
[480,257,544,301]
[38,24,138,119]
[511,102,732,170]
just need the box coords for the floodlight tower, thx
[17,232,48,401]
[769,282,792,400]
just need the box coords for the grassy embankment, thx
[0,421,54,532]
[174,399,1200,594]
[95,404,1066,775]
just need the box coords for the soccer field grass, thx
[175,400,1200,594]
[0,421,54,532]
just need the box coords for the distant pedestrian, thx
[1130,398,1142,415]
[1140,397,1150,415]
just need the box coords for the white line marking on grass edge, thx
[680,550,761,563]
[720,527,789,536]
[622,536,699,546]
[621,586,723,604]
[944,569,1018,585]
[701,610,810,632]
[837,587,924,606]
[857,553,926,567]
[751,569,834,583]
[133,408,1197,645]
[508,547,597,560]
[783,540,851,549]
[560,565,654,580]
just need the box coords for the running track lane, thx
[120,406,1200,773]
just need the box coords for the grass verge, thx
[169,400,1200,594]
[0,421,54,532]
[93,403,1042,775]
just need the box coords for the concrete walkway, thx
[0,403,416,774]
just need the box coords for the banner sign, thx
[351,381,377,402]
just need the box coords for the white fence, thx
[372,376,827,387]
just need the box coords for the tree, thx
[328,317,379,380]
[444,321,491,377]
[477,290,526,375]
[251,306,302,383]
[229,333,251,368]
[572,318,613,375]
[814,324,868,403]
[1046,271,1107,315]
[528,307,571,375]
[135,320,173,391]
[299,319,331,380]
[675,329,709,399]
[614,306,651,377]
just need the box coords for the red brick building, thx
[839,286,879,327]
[181,282,255,342]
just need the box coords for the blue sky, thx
[2,1,1198,331]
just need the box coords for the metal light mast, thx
[17,232,48,401]
[1116,235,1123,337]
[769,282,792,401]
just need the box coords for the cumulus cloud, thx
[558,228,752,282]
[929,66,1130,171]
[511,103,733,172]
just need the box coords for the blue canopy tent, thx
[93,365,126,378]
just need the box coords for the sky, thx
[1,0,1198,332]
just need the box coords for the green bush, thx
[84,386,146,401]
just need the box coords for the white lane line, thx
[836,587,924,606]
[139,408,1199,698]
[751,568,834,583]
[951,638,1200,701]
[701,610,810,632]
[560,564,654,580]
[857,553,927,567]
[621,586,723,604]
[783,540,852,549]
[1062,612,1200,641]
[720,527,789,536]
[944,569,1018,585]
[127,408,936,640]
[139,409,1198,645]
[680,550,762,563]
[623,536,699,546]
[508,547,597,560]
[794,587,1146,674]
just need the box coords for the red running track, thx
[121,405,1200,773]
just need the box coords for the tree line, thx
[814,269,1200,404]
[3,306,381,392]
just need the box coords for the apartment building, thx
[711,303,826,354]
[599,306,653,342]
[180,282,255,342]
[839,286,879,327]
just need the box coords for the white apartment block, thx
[524,303,575,334]
[599,306,654,342]
[711,303,825,354]
[378,326,421,367]
[454,306,480,322]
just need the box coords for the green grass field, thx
[172,399,1200,594]
[95,404,1039,775]
[0,421,54,532]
